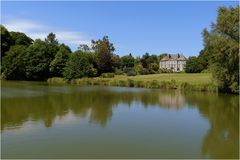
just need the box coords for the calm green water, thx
[1,81,239,159]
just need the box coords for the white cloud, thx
[4,18,46,33]
[55,31,92,47]
[2,17,92,50]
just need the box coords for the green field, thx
[48,73,217,92]
[106,73,213,85]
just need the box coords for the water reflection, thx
[1,83,239,158]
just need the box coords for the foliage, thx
[48,73,217,92]
[158,68,173,73]
[185,56,203,73]
[202,6,239,93]
[24,39,55,80]
[92,36,115,74]
[101,73,115,78]
[1,45,27,80]
[112,54,121,70]
[125,68,137,76]
[45,32,58,45]
[63,51,97,80]
[10,31,33,46]
[50,44,71,77]
[148,63,159,74]
[120,53,135,68]
[114,69,124,75]
[1,25,13,58]
[78,44,90,52]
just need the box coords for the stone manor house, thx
[159,54,187,72]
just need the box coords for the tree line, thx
[1,26,167,81]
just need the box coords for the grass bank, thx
[47,73,218,92]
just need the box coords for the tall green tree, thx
[24,39,55,80]
[120,53,135,68]
[1,45,27,80]
[10,31,33,46]
[50,44,71,77]
[63,51,97,80]
[91,36,115,74]
[78,44,90,52]
[202,6,239,93]
[1,25,13,58]
[45,32,58,45]
[185,56,203,73]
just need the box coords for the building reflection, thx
[158,91,185,109]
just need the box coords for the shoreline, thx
[47,76,218,93]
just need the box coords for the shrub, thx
[114,69,124,75]
[135,80,144,88]
[123,67,136,76]
[118,80,128,87]
[47,77,66,84]
[101,73,115,78]
[139,68,150,75]
[149,80,160,88]
[158,68,173,73]
[127,79,135,87]
[126,69,137,76]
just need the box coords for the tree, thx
[24,39,54,80]
[1,45,27,80]
[50,44,71,77]
[63,51,97,80]
[1,25,13,58]
[10,31,33,46]
[120,53,135,68]
[112,54,121,70]
[202,6,239,93]
[91,36,115,74]
[159,53,168,60]
[148,63,159,74]
[197,49,211,71]
[185,56,203,73]
[45,32,58,45]
[78,44,90,52]
[140,52,150,68]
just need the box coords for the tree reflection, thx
[184,92,239,159]
[2,88,189,129]
[1,86,239,158]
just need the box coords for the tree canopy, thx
[202,6,239,93]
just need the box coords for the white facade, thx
[159,54,186,72]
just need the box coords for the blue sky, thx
[1,1,238,57]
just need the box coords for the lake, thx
[1,81,239,159]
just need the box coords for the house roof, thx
[161,54,187,61]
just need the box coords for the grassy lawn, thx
[96,73,213,85]
[48,73,217,92]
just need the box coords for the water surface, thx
[1,81,239,158]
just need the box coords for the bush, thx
[127,79,135,87]
[123,67,137,76]
[126,70,137,76]
[114,69,124,75]
[149,80,160,88]
[158,68,173,73]
[118,80,128,87]
[47,77,66,84]
[139,68,150,75]
[101,73,115,78]
[135,80,144,88]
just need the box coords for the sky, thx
[1,1,238,57]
